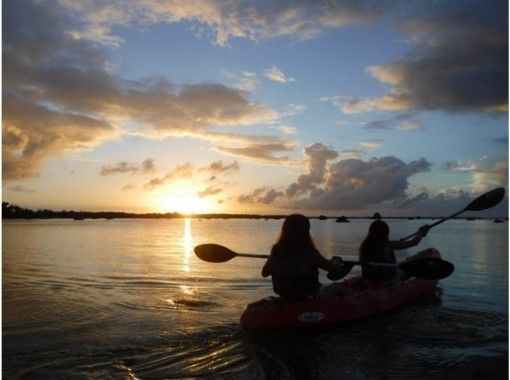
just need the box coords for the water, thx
[3,218,508,379]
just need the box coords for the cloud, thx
[3,97,116,180]
[294,156,432,210]
[397,120,424,132]
[202,160,239,175]
[143,163,194,190]
[237,186,283,204]
[3,1,285,181]
[361,115,425,132]
[346,1,508,114]
[286,143,339,197]
[339,149,365,159]
[58,0,393,46]
[100,158,155,176]
[238,71,259,91]
[216,140,299,165]
[41,1,507,116]
[363,120,393,131]
[7,185,35,193]
[197,186,222,198]
[360,139,384,149]
[442,160,479,172]
[259,189,285,204]
[442,157,508,193]
[281,104,307,117]
[237,151,433,210]
[223,70,259,92]
[238,187,268,203]
[397,191,429,208]
[264,66,296,83]
[471,160,508,193]
[272,124,298,135]
[122,184,136,192]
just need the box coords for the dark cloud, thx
[238,186,283,204]
[259,189,284,204]
[346,1,508,114]
[363,120,393,131]
[294,156,432,210]
[397,191,429,208]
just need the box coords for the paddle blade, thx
[399,258,455,280]
[465,187,505,211]
[194,244,237,263]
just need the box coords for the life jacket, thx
[362,243,396,284]
[268,250,320,301]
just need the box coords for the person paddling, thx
[262,214,354,301]
[359,220,429,286]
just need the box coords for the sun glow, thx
[158,185,213,214]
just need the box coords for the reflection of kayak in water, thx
[241,276,437,330]
[241,249,442,331]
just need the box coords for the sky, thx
[2,0,509,217]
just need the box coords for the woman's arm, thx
[313,250,348,273]
[314,250,337,272]
[261,254,273,277]
[313,250,353,281]
[389,225,429,251]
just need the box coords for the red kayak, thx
[240,277,436,330]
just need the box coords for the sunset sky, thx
[3,0,508,216]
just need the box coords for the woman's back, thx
[267,244,321,300]
[360,240,396,284]
[359,221,396,285]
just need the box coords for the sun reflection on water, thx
[183,218,193,272]
[179,284,195,295]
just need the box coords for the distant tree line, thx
[5,202,498,221]
[1,202,288,220]
[1,202,184,220]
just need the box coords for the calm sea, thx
[3,218,508,379]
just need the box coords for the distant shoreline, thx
[2,202,506,221]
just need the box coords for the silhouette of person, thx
[359,220,429,285]
[262,214,354,301]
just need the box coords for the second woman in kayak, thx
[359,220,429,285]
[262,214,354,302]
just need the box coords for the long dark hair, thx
[359,220,390,261]
[272,214,316,258]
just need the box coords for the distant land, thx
[2,202,506,222]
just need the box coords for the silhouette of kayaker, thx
[262,214,354,301]
[359,220,429,285]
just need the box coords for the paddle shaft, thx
[194,244,454,279]
[237,253,270,259]
[399,209,464,241]
[236,252,401,268]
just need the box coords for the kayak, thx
[240,276,437,330]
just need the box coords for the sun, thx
[158,186,214,214]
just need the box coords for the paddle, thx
[194,243,454,280]
[400,187,505,241]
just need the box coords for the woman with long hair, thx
[359,220,429,285]
[262,214,353,301]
